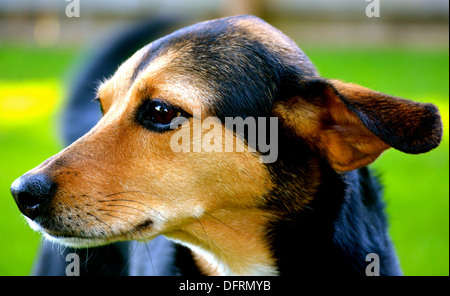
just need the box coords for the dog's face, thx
[11,15,442,274]
[13,16,308,248]
[11,17,277,246]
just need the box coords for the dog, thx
[11,15,442,276]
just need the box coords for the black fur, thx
[263,119,401,275]
[266,164,402,275]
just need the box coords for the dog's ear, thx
[274,79,443,172]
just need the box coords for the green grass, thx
[0,45,79,81]
[0,46,73,275]
[0,45,448,276]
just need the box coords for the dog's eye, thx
[153,101,178,125]
[136,99,185,132]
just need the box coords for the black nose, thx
[10,173,56,220]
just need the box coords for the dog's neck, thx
[164,154,394,276]
[165,209,279,276]
[164,149,324,276]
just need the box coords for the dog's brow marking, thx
[131,48,179,91]
[131,43,171,85]
[132,44,154,83]
[131,39,169,84]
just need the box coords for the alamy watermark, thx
[365,253,380,276]
[65,0,80,18]
[365,0,380,18]
[169,109,279,164]
[65,253,80,276]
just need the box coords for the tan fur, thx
[166,209,278,275]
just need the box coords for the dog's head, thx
[11,15,442,274]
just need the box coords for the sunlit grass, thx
[0,80,61,127]
[0,79,63,275]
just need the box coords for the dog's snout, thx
[10,173,56,220]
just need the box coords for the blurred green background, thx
[0,0,448,276]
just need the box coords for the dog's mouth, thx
[26,215,156,248]
[26,217,109,247]
[43,234,114,248]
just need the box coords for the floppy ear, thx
[274,79,443,172]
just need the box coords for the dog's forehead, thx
[133,15,299,75]
[106,15,318,118]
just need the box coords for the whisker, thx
[105,191,145,198]
[143,242,155,276]
[86,212,114,234]
[121,241,139,276]
[240,169,266,188]
[97,199,166,220]
[98,199,154,209]
[195,216,212,251]
[59,244,68,256]
[84,248,96,270]
[105,204,148,214]
[204,211,244,236]
[104,190,164,199]
[103,213,136,228]
[98,209,136,216]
